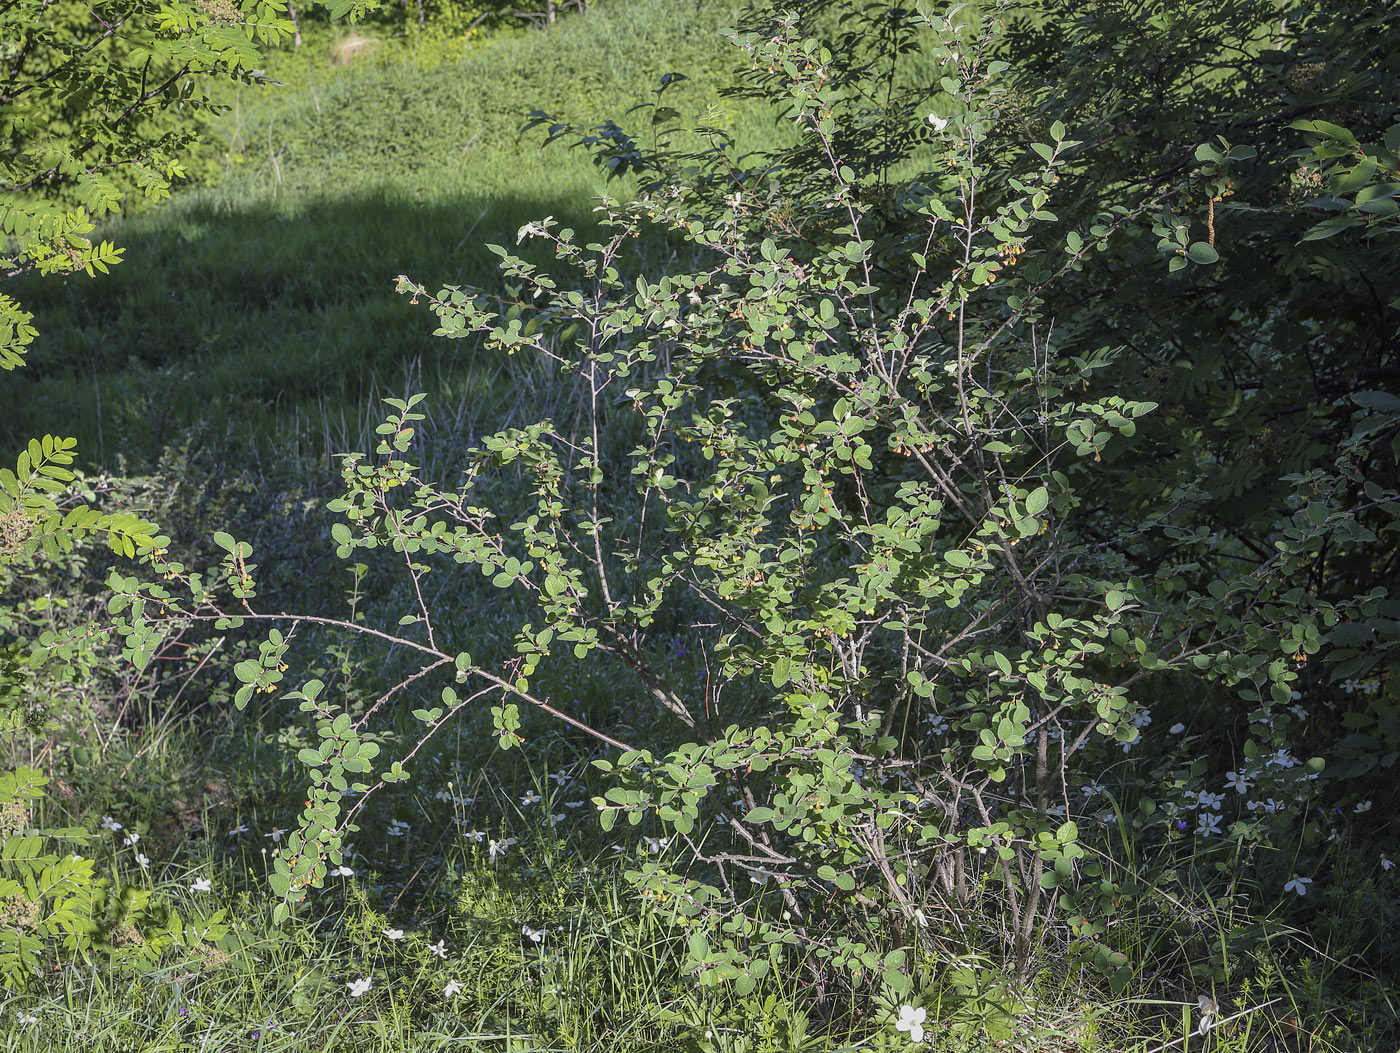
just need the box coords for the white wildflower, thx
[895,1004,927,1043]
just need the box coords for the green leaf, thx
[770,655,792,688]
[1186,242,1219,264]
[1352,391,1400,413]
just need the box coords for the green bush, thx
[101,10,1397,1044]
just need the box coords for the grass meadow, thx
[2,0,780,470]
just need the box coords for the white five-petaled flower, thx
[462,829,486,842]
[644,836,671,854]
[725,191,743,210]
[190,877,212,893]
[101,816,123,832]
[443,980,462,998]
[229,823,248,835]
[1270,749,1298,768]
[1197,813,1222,838]
[16,1011,37,1024]
[522,924,546,944]
[520,791,541,807]
[1169,723,1186,735]
[266,828,286,843]
[429,940,447,959]
[1225,770,1251,793]
[333,865,354,877]
[135,852,150,869]
[123,832,140,846]
[347,977,372,998]
[895,1004,927,1043]
[927,113,949,132]
[1284,875,1312,896]
[550,813,565,824]
[1196,792,1224,811]
[1354,800,1372,814]
[383,928,405,941]
[387,819,410,837]
[547,771,572,785]
[1129,706,1153,729]
[1382,856,1394,872]
[434,789,456,802]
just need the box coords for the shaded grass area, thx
[0,722,793,1052]
[5,187,609,466]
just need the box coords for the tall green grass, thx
[5,0,780,469]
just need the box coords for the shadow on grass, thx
[5,184,653,470]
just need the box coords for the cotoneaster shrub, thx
[104,10,1400,1031]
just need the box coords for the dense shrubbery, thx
[3,0,1397,1048]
